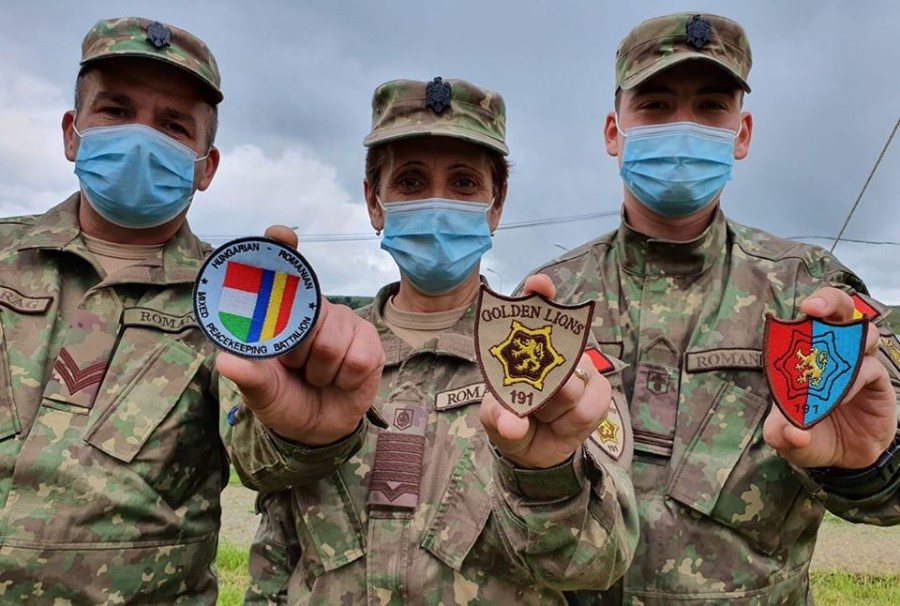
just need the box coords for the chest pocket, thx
[83,336,205,462]
[665,374,808,555]
[0,319,20,441]
[420,403,493,571]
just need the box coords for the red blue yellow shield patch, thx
[763,314,867,429]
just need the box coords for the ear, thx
[734,111,753,160]
[364,180,383,232]
[62,110,78,162]
[488,181,507,233]
[195,146,220,191]
[604,111,620,157]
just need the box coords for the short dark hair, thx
[365,143,510,201]
[74,67,219,148]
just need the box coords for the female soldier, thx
[234,77,637,604]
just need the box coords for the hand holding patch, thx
[762,287,896,469]
[477,275,610,469]
[213,225,384,446]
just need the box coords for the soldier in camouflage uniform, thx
[229,77,639,604]
[0,16,386,605]
[519,13,900,606]
[0,17,235,604]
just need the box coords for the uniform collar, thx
[618,207,727,277]
[365,281,479,367]
[17,192,209,285]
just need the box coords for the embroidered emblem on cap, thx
[685,15,712,49]
[146,21,173,49]
[763,314,867,429]
[591,399,624,460]
[475,285,595,417]
[193,237,320,359]
[425,76,452,114]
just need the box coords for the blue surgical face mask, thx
[73,122,208,229]
[618,119,739,218]
[379,197,493,296]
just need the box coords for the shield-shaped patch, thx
[763,314,867,429]
[475,285,595,417]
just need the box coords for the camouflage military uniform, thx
[0,195,236,604]
[230,281,638,605]
[532,211,900,605]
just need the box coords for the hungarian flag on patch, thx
[219,261,299,342]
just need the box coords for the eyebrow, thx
[91,91,134,107]
[632,83,738,97]
[159,107,196,127]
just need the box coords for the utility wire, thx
[789,235,900,246]
[830,117,899,253]
[201,209,620,243]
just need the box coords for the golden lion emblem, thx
[795,347,828,386]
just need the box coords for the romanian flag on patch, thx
[850,293,880,321]
[219,261,299,342]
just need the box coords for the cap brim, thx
[80,53,223,103]
[620,53,750,93]
[363,123,509,156]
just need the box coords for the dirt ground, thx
[220,485,900,573]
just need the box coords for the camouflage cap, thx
[616,13,752,93]
[80,17,222,103]
[363,77,508,155]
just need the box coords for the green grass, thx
[212,542,900,605]
[217,539,249,606]
[228,467,242,487]
[887,306,900,333]
[810,571,900,606]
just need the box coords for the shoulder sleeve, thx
[219,372,368,494]
[487,360,637,591]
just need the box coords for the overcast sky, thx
[1,1,898,301]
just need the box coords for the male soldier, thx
[0,17,382,604]
[524,13,900,605]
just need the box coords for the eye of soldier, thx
[395,172,426,194]
[450,174,481,195]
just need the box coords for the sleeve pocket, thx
[667,377,804,555]
[83,340,205,463]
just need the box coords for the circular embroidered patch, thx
[193,237,321,359]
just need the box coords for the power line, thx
[789,235,900,246]
[200,209,620,243]
[830,116,899,253]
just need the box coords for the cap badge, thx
[146,21,173,49]
[475,284,595,417]
[685,15,712,49]
[193,237,321,359]
[763,314,866,429]
[425,76,452,114]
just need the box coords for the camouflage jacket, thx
[529,210,900,606]
[229,281,639,605]
[0,195,235,605]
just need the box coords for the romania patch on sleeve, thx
[763,314,866,429]
[193,237,320,359]
[850,293,880,321]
